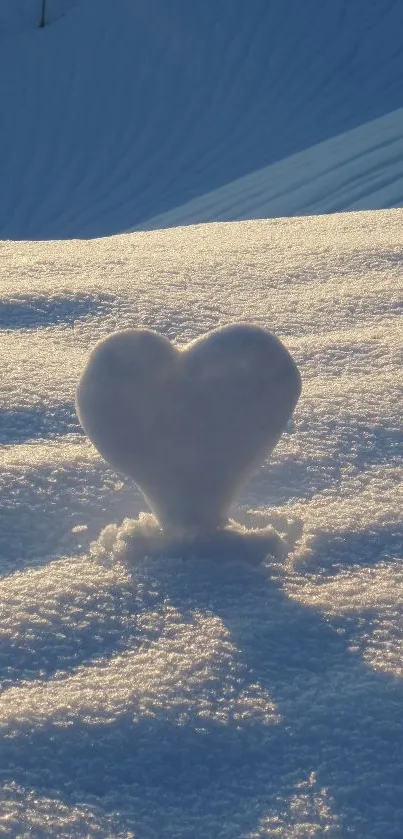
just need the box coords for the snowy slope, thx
[1,211,403,837]
[1,0,403,239]
[138,107,403,231]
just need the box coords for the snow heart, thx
[76,324,301,534]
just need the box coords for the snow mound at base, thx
[90,512,296,570]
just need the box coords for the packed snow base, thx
[92,513,290,569]
[1,212,403,837]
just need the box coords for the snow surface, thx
[0,0,403,239]
[1,211,403,837]
[1,2,403,835]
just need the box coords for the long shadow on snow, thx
[0,293,116,330]
[0,456,321,575]
[0,462,145,573]
[0,404,81,445]
[0,575,145,692]
[298,522,403,576]
[2,524,403,838]
[239,415,401,509]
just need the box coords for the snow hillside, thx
[1,210,403,837]
[139,107,403,232]
[1,0,403,240]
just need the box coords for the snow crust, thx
[1,211,403,836]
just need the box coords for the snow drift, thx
[1,210,403,836]
[0,0,403,239]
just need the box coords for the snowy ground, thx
[1,210,402,837]
[1,1,403,835]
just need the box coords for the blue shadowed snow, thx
[1,557,403,838]
[0,293,116,330]
[0,404,81,445]
[0,0,402,239]
[1,2,403,835]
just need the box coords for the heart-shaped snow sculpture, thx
[76,324,301,533]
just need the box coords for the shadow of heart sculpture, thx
[76,324,301,547]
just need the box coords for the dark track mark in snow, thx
[0,404,81,445]
[0,293,116,331]
[0,0,78,41]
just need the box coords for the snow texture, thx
[1,1,403,835]
[1,211,403,837]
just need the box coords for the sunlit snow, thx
[1,0,403,836]
[1,211,402,837]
